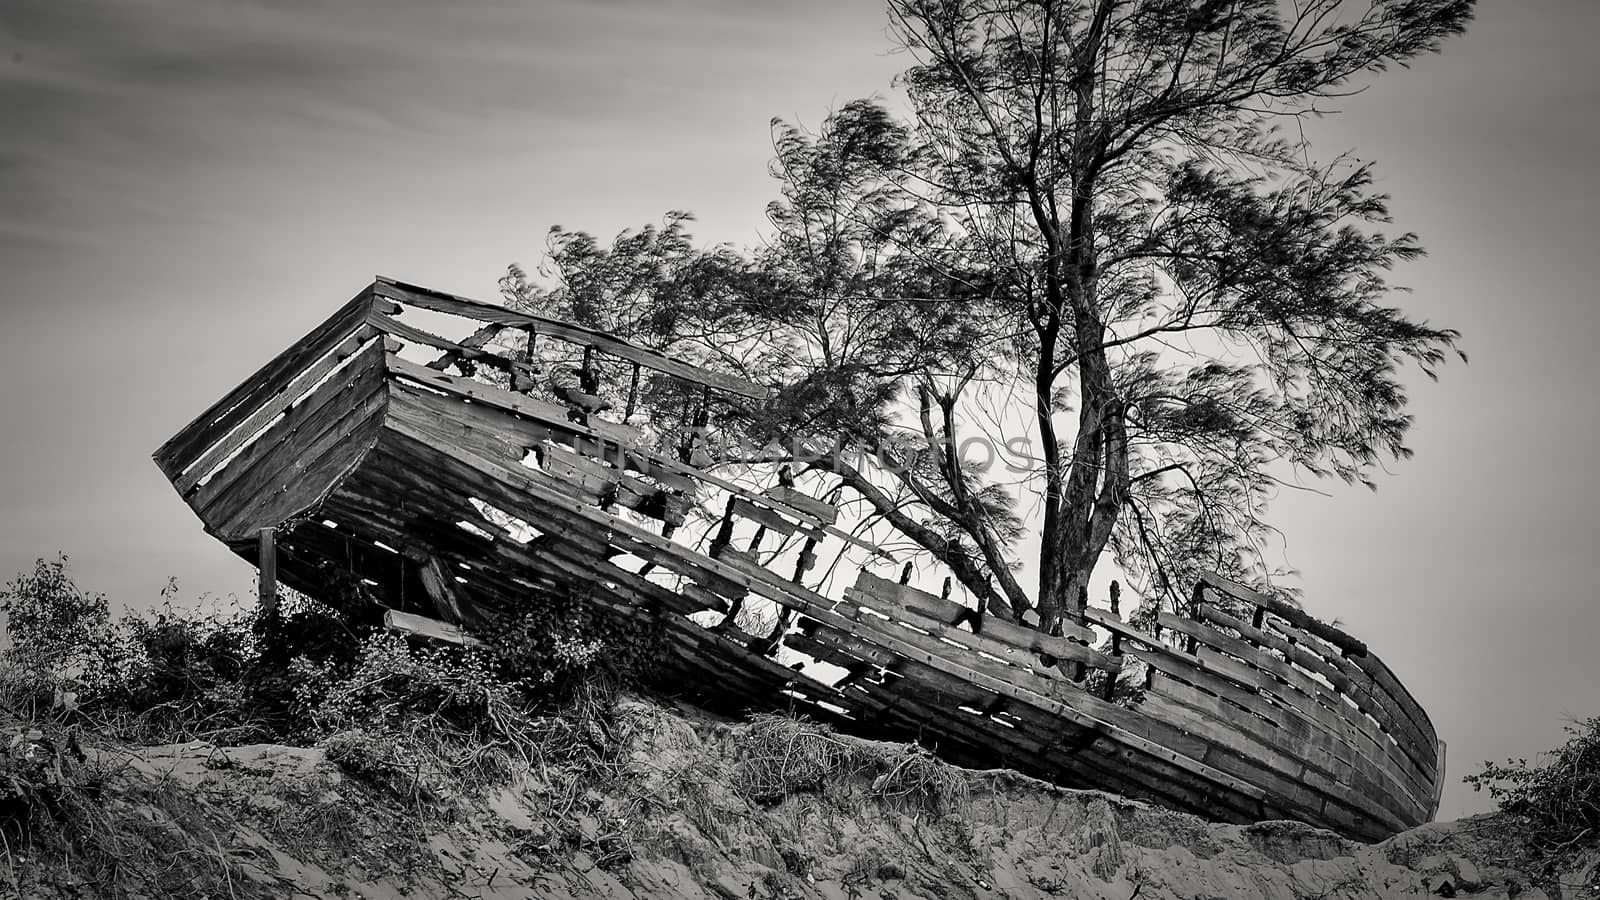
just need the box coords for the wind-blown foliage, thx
[503,0,1475,632]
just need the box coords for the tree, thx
[506,0,1475,634]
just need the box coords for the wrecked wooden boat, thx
[154,277,1445,842]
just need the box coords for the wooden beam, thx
[373,277,773,400]
[155,287,377,478]
[384,609,483,647]
[257,527,278,617]
[368,312,537,382]
[1198,572,1368,658]
[385,351,887,558]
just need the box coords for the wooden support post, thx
[747,524,768,555]
[578,345,599,393]
[750,529,823,657]
[1251,603,1267,630]
[1072,584,1088,682]
[1102,580,1122,700]
[257,527,279,618]
[416,554,474,626]
[1186,581,1205,654]
[512,326,539,393]
[707,494,737,557]
[899,561,915,585]
[686,386,713,468]
[624,361,642,420]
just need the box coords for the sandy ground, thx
[7,698,1595,900]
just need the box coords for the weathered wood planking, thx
[1082,603,1437,810]
[1198,573,1369,658]
[385,609,483,646]
[1199,576,1438,785]
[157,278,1445,845]
[799,622,1269,825]
[372,277,773,400]
[384,351,884,556]
[353,431,714,619]
[388,353,651,457]
[844,574,1115,676]
[198,343,392,539]
[359,424,1304,824]
[156,288,377,479]
[1155,611,1428,793]
[174,328,382,495]
[367,312,539,382]
[1193,602,1440,792]
[1252,609,1439,781]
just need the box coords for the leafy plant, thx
[1467,716,1600,877]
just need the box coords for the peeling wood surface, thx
[154,278,1444,845]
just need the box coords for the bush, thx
[1467,715,1600,874]
[486,583,662,690]
[0,554,663,816]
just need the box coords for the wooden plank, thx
[373,277,773,400]
[845,575,1114,674]
[1130,632,1434,814]
[1343,650,1438,760]
[853,570,1099,645]
[215,410,390,541]
[388,351,885,558]
[331,450,704,623]
[1158,612,1350,714]
[849,680,1274,828]
[1188,642,1408,783]
[156,287,377,478]
[366,424,1303,818]
[1255,611,1439,783]
[199,358,387,530]
[848,589,1120,677]
[1260,616,1439,782]
[376,421,747,605]
[384,609,483,647]
[1198,605,1352,694]
[1430,740,1447,816]
[1131,691,1327,812]
[417,554,476,626]
[391,353,648,452]
[763,486,838,525]
[368,312,539,381]
[1145,675,1428,826]
[387,378,537,464]
[174,328,381,494]
[1198,572,1368,658]
[825,607,1263,801]
[1122,640,1373,778]
[731,497,802,537]
[389,379,681,526]
[201,358,390,537]
[191,340,387,512]
[1077,603,1401,782]
[1188,604,1440,808]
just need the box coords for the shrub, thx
[486,583,662,691]
[1467,715,1600,875]
[0,557,128,718]
[0,556,654,806]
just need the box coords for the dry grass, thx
[0,729,275,900]
[732,712,967,815]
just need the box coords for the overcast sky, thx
[2,1,1596,821]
